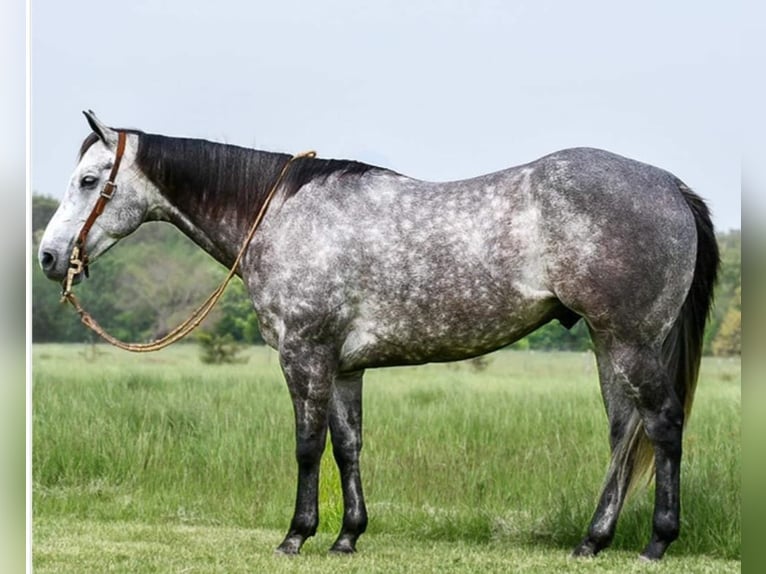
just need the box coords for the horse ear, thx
[82,110,118,148]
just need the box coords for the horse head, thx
[38,111,156,283]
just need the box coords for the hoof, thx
[329,535,357,555]
[640,539,668,561]
[274,546,299,557]
[275,535,304,556]
[571,538,599,558]
[274,548,298,557]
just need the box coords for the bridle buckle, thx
[101,181,117,199]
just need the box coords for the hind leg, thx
[613,344,684,561]
[636,371,684,560]
[573,339,639,557]
[576,340,683,560]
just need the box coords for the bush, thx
[196,332,248,364]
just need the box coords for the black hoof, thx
[274,546,299,556]
[572,539,598,558]
[639,541,668,561]
[329,535,357,555]
[275,535,304,556]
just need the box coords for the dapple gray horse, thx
[39,112,718,560]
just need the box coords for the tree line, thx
[31,195,741,355]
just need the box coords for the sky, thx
[32,0,740,231]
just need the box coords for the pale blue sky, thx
[32,0,740,231]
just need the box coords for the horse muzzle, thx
[39,248,65,280]
[38,246,85,284]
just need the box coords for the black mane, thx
[281,156,387,198]
[79,130,387,223]
[136,133,287,223]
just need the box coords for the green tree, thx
[712,283,741,356]
[704,230,741,354]
[513,319,591,351]
[196,331,249,364]
[211,280,262,343]
[32,195,59,232]
[31,257,84,342]
[106,233,224,340]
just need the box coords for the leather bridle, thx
[62,131,127,296]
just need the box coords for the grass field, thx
[32,344,741,572]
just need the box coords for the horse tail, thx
[613,180,720,496]
[667,181,720,428]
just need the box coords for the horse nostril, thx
[40,250,57,272]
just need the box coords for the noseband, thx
[62,131,127,296]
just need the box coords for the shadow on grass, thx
[521,490,736,560]
[375,485,739,561]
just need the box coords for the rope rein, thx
[61,147,316,352]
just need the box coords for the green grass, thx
[32,344,741,572]
[33,519,740,574]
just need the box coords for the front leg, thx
[275,342,336,556]
[328,371,367,553]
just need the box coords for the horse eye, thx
[80,175,98,188]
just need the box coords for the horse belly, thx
[338,290,558,371]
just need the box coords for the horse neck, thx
[137,132,290,268]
